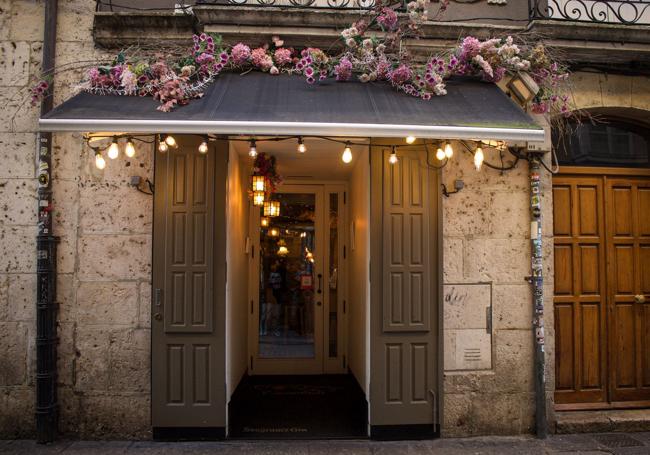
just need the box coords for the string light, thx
[389,147,398,164]
[405,136,416,144]
[341,142,352,164]
[260,217,270,227]
[95,152,106,170]
[158,135,168,153]
[249,139,257,158]
[124,137,135,158]
[474,144,484,171]
[297,137,307,153]
[107,136,119,159]
[198,137,209,154]
[444,141,454,159]
[436,146,446,161]
[164,134,177,148]
[269,228,279,237]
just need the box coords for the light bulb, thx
[444,142,453,159]
[342,143,352,164]
[198,140,208,154]
[389,151,398,164]
[405,136,416,144]
[158,141,168,153]
[249,139,257,158]
[474,146,484,171]
[95,153,106,170]
[107,138,119,160]
[436,147,446,161]
[297,137,306,153]
[125,138,135,158]
[165,135,177,147]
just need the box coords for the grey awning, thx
[40,72,544,142]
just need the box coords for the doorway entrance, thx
[247,183,347,375]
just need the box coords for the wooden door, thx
[606,178,650,402]
[152,137,228,433]
[370,145,440,438]
[553,172,650,407]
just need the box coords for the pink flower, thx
[231,43,251,65]
[334,57,352,81]
[377,7,398,31]
[389,64,413,85]
[251,48,274,71]
[270,66,279,75]
[531,102,548,114]
[460,36,481,61]
[274,48,293,66]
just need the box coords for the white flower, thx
[416,0,426,8]
[346,38,357,48]
[369,71,377,81]
[359,73,370,83]
[409,10,419,21]
[270,66,279,75]
[362,39,373,50]
[434,83,447,96]
[376,43,386,54]
[407,1,417,11]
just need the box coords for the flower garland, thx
[30,0,571,116]
[251,152,282,196]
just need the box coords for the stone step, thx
[555,409,650,434]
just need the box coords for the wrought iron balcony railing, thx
[529,0,650,25]
[195,0,379,8]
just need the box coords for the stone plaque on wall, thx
[443,283,493,371]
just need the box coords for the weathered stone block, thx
[52,133,84,181]
[78,235,152,281]
[0,87,40,133]
[0,178,37,225]
[52,178,79,237]
[139,281,151,329]
[56,234,77,275]
[494,329,534,393]
[108,328,150,393]
[493,284,532,330]
[0,225,36,273]
[442,392,472,437]
[599,73,633,108]
[0,133,36,178]
[444,283,491,330]
[57,321,76,386]
[0,386,35,438]
[78,393,151,439]
[76,281,138,326]
[0,41,31,86]
[630,76,650,111]
[0,321,27,385]
[57,0,95,43]
[75,326,111,392]
[8,0,43,41]
[0,273,8,321]
[442,189,491,237]
[443,236,463,283]
[489,190,530,239]
[570,72,603,109]
[7,273,36,322]
[57,272,75,323]
[465,238,530,284]
[79,184,152,235]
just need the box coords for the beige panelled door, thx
[553,172,650,407]
[370,145,439,437]
[152,137,227,432]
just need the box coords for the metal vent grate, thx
[594,433,644,448]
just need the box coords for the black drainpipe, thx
[528,153,548,439]
[36,0,59,444]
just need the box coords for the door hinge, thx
[343,300,346,314]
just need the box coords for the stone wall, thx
[0,0,152,439]
[440,145,555,437]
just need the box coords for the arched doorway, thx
[552,110,650,408]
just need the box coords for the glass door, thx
[249,185,325,374]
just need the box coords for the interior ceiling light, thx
[297,137,307,154]
[405,136,416,144]
[341,142,352,164]
[249,139,258,158]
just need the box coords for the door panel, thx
[553,173,650,406]
[606,178,650,402]
[152,137,227,428]
[370,146,439,431]
[553,177,608,404]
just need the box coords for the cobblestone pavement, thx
[2,433,650,455]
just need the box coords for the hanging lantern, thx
[260,217,270,227]
[269,227,279,237]
[252,175,266,192]
[264,200,280,217]
[253,191,265,207]
[507,72,540,107]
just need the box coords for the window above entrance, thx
[555,118,650,168]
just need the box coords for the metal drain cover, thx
[594,433,644,448]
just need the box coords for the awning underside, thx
[40,73,544,142]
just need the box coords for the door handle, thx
[317,273,322,294]
[634,294,646,304]
[316,301,322,306]
[154,313,162,321]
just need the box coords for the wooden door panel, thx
[606,178,650,402]
[553,176,608,404]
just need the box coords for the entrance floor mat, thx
[228,374,368,439]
